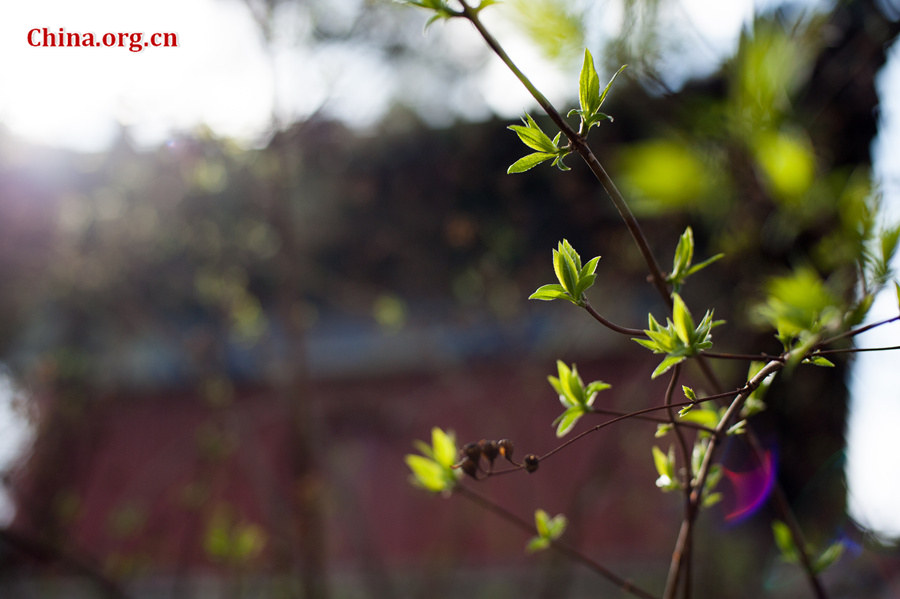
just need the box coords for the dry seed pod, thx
[461,442,481,461]
[460,457,479,479]
[524,454,540,473]
[479,439,499,464]
[498,439,514,462]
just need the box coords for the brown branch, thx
[584,301,646,336]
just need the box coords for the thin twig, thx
[456,486,659,599]
[584,301,646,336]
[662,365,692,599]
[700,351,784,361]
[817,314,899,347]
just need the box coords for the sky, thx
[1,0,899,541]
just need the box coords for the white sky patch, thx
[845,38,900,542]
[0,0,274,150]
[0,369,33,526]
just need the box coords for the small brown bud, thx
[524,454,540,473]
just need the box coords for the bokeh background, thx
[1,0,900,597]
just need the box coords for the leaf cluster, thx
[548,360,610,437]
[529,240,600,307]
[526,509,567,552]
[568,50,625,134]
[507,114,573,173]
[755,268,841,353]
[405,427,461,494]
[633,294,723,378]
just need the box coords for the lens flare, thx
[723,448,776,522]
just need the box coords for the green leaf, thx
[679,407,719,429]
[585,381,612,397]
[533,509,566,540]
[672,293,695,346]
[581,255,601,277]
[552,244,579,296]
[550,152,572,171]
[652,446,669,478]
[673,227,694,277]
[895,281,899,312]
[405,454,449,493]
[804,355,835,367]
[651,355,685,379]
[534,509,550,538]
[772,520,799,563]
[405,427,459,493]
[526,536,550,553]
[553,405,585,437]
[573,273,597,300]
[685,253,725,277]
[814,541,845,573]
[598,64,626,110]
[726,419,747,435]
[682,386,697,401]
[579,49,601,118]
[703,492,723,508]
[508,114,558,153]
[653,445,678,491]
[431,427,457,467]
[655,423,672,438]
[508,152,556,174]
[529,283,572,302]
[545,513,567,539]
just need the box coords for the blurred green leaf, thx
[506,0,585,61]
[772,520,799,563]
[753,130,816,203]
[528,509,567,552]
[803,355,835,368]
[755,267,840,350]
[814,541,845,573]
[619,140,713,214]
[680,406,719,429]
[653,445,678,491]
[405,427,460,494]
